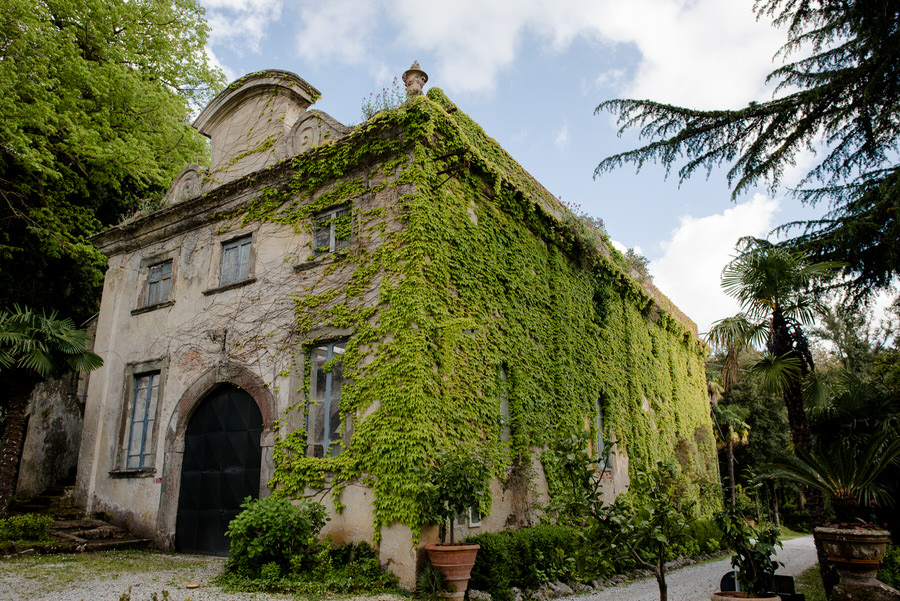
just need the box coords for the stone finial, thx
[402,61,428,98]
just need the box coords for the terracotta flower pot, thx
[710,592,780,601]
[425,543,480,600]
[814,525,891,586]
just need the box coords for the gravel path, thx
[0,536,818,601]
[572,535,818,601]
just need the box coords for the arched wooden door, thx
[175,384,262,555]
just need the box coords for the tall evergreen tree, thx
[595,0,900,301]
[0,0,225,321]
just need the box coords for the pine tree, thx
[596,0,900,300]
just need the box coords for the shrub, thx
[225,496,327,578]
[684,518,724,554]
[465,525,580,601]
[0,513,53,542]
[218,539,398,594]
[878,544,900,589]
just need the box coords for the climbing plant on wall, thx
[236,88,718,539]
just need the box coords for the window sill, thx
[202,277,257,296]
[109,469,156,479]
[131,300,175,316]
[293,251,349,273]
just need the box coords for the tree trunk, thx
[769,308,833,595]
[656,550,667,601]
[771,482,781,529]
[0,375,35,518]
[727,435,736,506]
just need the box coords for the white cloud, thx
[203,0,282,54]
[271,0,784,104]
[601,0,785,107]
[554,124,570,150]
[650,194,781,335]
[295,1,380,64]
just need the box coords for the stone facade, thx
[16,374,84,498]
[76,70,711,587]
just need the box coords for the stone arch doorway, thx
[174,383,263,555]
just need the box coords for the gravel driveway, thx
[572,535,818,601]
[0,536,817,601]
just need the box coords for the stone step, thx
[7,487,153,555]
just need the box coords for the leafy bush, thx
[0,513,53,542]
[225,496,327,578]
[421,446,492,543]
[218,539,398,594]
[878,544,900,589]
[716,507,782,596]
[683,518,723,554]
[465,525,581,601]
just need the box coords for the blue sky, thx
[196,0,834,335]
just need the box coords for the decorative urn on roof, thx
[402,61,428,98]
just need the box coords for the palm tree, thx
[711,402,751,507]
[719,237,840,459]
[706,314,761,393]
[0,306,103,517]
[716,237,842,592]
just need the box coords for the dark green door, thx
[175,385,262,555]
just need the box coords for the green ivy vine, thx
[237,88,718,540]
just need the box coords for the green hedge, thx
[465,525,581,600]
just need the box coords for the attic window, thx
[221,235,252,285]
[314,208,350,255]
[145,260,172,307]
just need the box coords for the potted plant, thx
[421,446,492,600]
[761,434,900,587]
[712,507,782,601]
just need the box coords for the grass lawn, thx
[794,565,826,601]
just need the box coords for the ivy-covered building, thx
[76,69,717,587]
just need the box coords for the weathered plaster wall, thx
[17,375,82,498]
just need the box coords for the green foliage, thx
[541,430,608,522]
[596,0,900,299]
[218,539,399,595]
[594,461,700,600]
[0,0,226,320]
[759,433,900,523]
[716,507,782,595]
[685,518,723,555]
[0,306,103,378]
[0,513,53,542]
[415,561,445,601]
[263,88,718,538]
[878,544,900,590]
[624,248,653,283]
[224,496,327,578]
[466,525,581,601]
[420,446,492,543]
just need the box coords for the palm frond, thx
[751,353,802,395]
[0,305,103,379]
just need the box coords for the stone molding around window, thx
[131,300,176,316]
[116,357,169,473]
[136,253,177,313]
[201,276,257,296]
